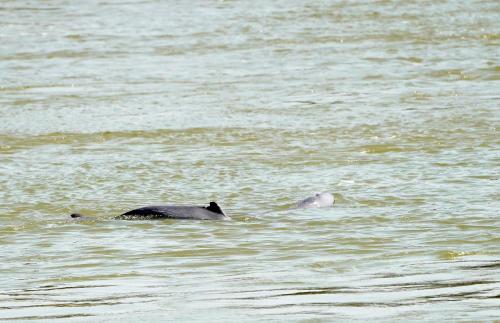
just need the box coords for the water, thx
[1,0,499,321]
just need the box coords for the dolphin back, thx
[297,192,335,208]
[116,202,229,220]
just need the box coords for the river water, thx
[1,0,499,321]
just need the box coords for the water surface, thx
[1,0,499,321]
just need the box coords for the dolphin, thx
[296,192,335,208]
[70,193,335,220]
[71,201,229,220]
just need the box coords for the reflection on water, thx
[1,0,499,321]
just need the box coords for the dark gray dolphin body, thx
[71,201,229,220]
[117,202,228,220]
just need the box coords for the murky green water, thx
[1,0,499,321]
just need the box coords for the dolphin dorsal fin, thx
[206,202,224,215]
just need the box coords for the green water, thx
[1,0,499,321]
